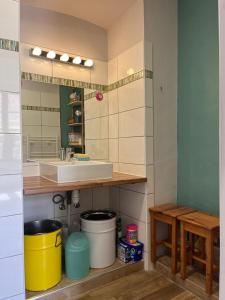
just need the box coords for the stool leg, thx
[188,233,193,265]
[205,231,214,295]
[150,212,157,263]
[180,222,187,280]
[171,219,177,274]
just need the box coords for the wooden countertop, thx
[23,172,147,196]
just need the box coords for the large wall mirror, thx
[22,80,109,162]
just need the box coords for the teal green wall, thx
[59,86,83,149]
[177,0,219,214]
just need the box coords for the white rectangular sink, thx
[40,160,113,183]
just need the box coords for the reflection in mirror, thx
[22,80,86,161]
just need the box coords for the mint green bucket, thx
[65,232,90,280]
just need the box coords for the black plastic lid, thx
[80,209,116,221]
[24,219,62,235]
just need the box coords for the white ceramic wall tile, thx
[118,79,145,112]
[118,163,146,177]
[108,89,118,115]
[41,126,60,138]
[108,57,118,84]
[22,111,41,126]
[145,79,153,108]
[53,62,90,82]
[0,0,19,40]
[146,137,154,165]
[41,86,60,108]
[144,41,153,71]
[0,92,20,134]
[85,98,98,120]
[120,189,153,223]
[145,107,154,137]
[0,134,21,175]
[85,139,109,160]
[119,108,145,137]
[0,215,23,258]
[85,118,100,140]
[21,80,41,106]
[20,44,53,77]
[0,175,22,217]
[0,50,19,92]
[91,60,108,85]
[109,114,118,138]
[109,187,119,213]
[93,187,110,209]
[41,111,60,127]
[0,255,24,299]
[117,41,144,80]
[22,125,42,137]
[109,139,118,163]
[85,96,108,120]
[24,194,54,222]
[119,137,145,164]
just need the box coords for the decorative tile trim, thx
[22,105,60,112]
[0,38,19,52]
[22,69,153,101]
[21,72,107,91]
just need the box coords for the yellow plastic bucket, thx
[24,219,63,291]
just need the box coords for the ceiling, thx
[21,0,137,29]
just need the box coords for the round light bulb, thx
[84,59,94,67]
[32,47,42,56]
[60,53,69,62]
[73,56,82,65]
[47,50,56,59]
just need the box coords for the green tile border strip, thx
[0,38,19,52]
[84,69,153,100]
[22,105,60,112]
[22,68,153,101]
[21,72,107,91]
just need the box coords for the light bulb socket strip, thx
[30,48,94,68]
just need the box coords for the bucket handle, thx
[55,230,62,247]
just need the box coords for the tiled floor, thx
[74,271,199,300]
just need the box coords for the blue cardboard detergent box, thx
[118,237,144,263]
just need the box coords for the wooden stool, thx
[178,211,219,295]
[149,204,195,274]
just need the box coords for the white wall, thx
[219,0,225,298]
[21,4,108,61]
[0,1,24,299]
[144,0,178,204]
[107,0,144,60]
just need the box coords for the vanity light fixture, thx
[73,56,82,65]
[47,50,56,59]
[32,47,42,56]
[60,53,69,62]
[30,48,94,68]
[84,59,94,67]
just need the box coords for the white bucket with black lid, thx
[80,210,116,268]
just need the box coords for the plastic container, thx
[118,238,144,263]
[24,219,62,291]
[80,210,116,268]
[126,224,138,244]
[65,232,90,280]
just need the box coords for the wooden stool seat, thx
[149,204,196,274]
[178,211,219,295]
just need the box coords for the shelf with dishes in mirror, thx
[67,122,83,126]
[67,100,83,106]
